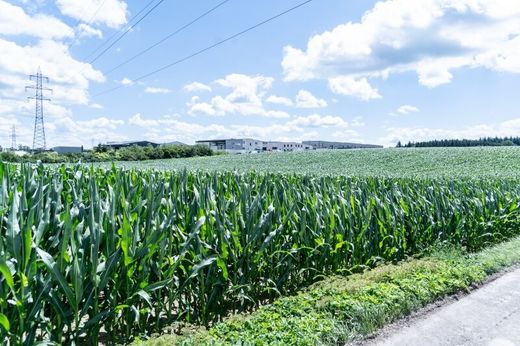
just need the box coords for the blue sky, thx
[1,0,520,148]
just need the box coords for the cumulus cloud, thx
[266,95,294,106]
[145,87,172,94]
[186,96,218,116]
[295,90,328,108]
[287,114,348,128]
[128,112,358,144]
[187,74,289,118]
[396,105,420,115]
[120,78,134,86]
[0,0,74,39]
[0,38,104,105]
[47,115,126,147]
[282,0,520,97]
[56,0,128,28]
[184,81,212,92]
[90,103,104,109]
[328,76,382,101]
[0,96,126,148]
[77,23,103,38]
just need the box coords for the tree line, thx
[397,137,520,148]
[0,144,214,163]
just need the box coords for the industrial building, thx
[52,146,83,154]
[197,138,264,153]
[302,141,383,149]
[197,138,382,153]
[263,141,313,152]
[197,138,313,153]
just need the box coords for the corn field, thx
[1,162,520,344]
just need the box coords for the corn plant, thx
[1,162,520,344]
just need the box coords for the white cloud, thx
[128,113,359,144]
[47,115,126,147]
[0,0,74,39]
[90,103,104,109]
[214,74,273,98]
[120,78,134,86]
[352,116,365,127]
[380,118,520,147]
[145,87,172,94]
[295,90,328,108]
[0,38,104,105]
[328,76,381,101]
[266,95,293,106]
[56,0,128,28]
[184,81,212,92]
[77,117,124,129]
[396,105,420,115]
[187,74,288,118]
[282,0,520,95]
[129,113,159,128]
[0,96,126,148]
[77,23,103,39]
[186,96,218,116]
[265,110,291,119]
[287,114,349,128]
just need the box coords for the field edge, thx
[135,236,520,346]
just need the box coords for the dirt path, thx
[362,268,520,346]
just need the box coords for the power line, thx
[84,0,159,60]
[85,0,109,27]
[105,0,231,75]
[62,0,108,49]
[94,0,314,97]
[88,0,167,65]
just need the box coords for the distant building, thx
[52,146,83,154]
[197,138,264,153]
[302,141,383,149]
[104,141,159,149]
[197,138,313,153]
[263,141,312,152]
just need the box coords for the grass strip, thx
[136,236,520,345]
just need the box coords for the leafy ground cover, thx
[105,147,520,179]
[137,236,520,346]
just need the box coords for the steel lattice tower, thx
[10,125,16,150]
[26,69,52,151]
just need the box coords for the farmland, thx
[2,148,520,344]
[104,147,520,179]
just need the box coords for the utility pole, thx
[10,125,16,151]
[26,68,52,151]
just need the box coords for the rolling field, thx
[2,147,520,344]
[105,147,520,178]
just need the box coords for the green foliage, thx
[0,144,213,164]
[2,162,520,344]
[102,147,520,179]
[140,236,520,345]
[402,136,520,148]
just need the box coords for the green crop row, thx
[1,162,520,344]
[104,147,520,179]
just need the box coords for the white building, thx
[197,138,263,154]
[262,141,312,152]
[196,138,313,153]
